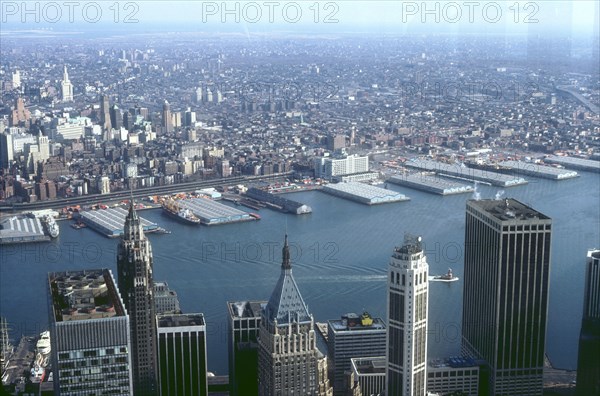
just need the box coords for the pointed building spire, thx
[282,234,291,270]
[63,65,69,82]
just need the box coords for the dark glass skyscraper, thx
[576,249,600,395]
[117,202,159,395]
[462,199,551,396]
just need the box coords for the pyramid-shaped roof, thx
[264,235,312,326]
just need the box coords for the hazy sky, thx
[0,0,598,36]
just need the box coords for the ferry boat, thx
[429,268,459,282]
[41,215,59,238]
[162,198,201,225]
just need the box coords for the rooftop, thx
[351,357,387,374]
[157,313,205,328]
[228,300,266,319]
[48,269,125,322]
[328,312,386,332]
[469,198,550,222]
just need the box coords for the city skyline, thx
[0,1,598,394]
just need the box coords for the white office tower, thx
[387,234,429,396]
[61,66,74,102]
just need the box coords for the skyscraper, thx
[387,234,429,396]
[576,249,600,395]
[257,235,332,396]
[100,94,112,132]
[61,65,74,102]
[110,104,123,131]
[0,132,13,169]
[117,202,159,395]
[462,199,552,395]
[327,312,386,395]
[48,269,133,395]
[162,101,173,133]
[227,300,266,396]
[157,314,208,396]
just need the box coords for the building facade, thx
[313,155,369,180]
[426,357,479,396]
[117,202,159,395]
[257,235,332,396]
[48,269,133,395]
[227,300,266,396]
[462,199,552,395]
[576,249,600,395]
[154,281,181,314]
[327,312,386,395]
[157,314,208,396]
[387,234,429,396]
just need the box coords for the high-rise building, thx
[257,235,333,396]
[185,108,196,126]
[100,94,112,132]
[0,132,14,169]
[157,314,208,396]
[10,97,31,127]
[350,357,386,396]
[313,155,369,181]
[110,104,123,131]
[154,281,181,314]
[327,312,386,394]
[37,131,49,162]
[48,269,133,395]
[61,65,74,102]
[387,234,429,396]
[426,357,479,396]
[462,199,552,395]
[117,202,159,395]
[12,69,21,88]
[227,300,266,396]
[328,134,346,151]
[576,249,600,395]
[162,101,173,133]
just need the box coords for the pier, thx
[0,215,50,244]
[543,155,600,173]
[388,173,474,195]
[322,182,410,205]
[178,198,255,225]
[404,159,528,187]
[498,160,579,180]
[245,187,312,214]
[79,207,159,237]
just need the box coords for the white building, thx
[387,235,429,396]
[61,66,74,102]
[314,154,369,180]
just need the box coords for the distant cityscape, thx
[1,2,600,395]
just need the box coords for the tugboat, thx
[162,198,201,225]
[41,215,59,238]
[430,268,459,282]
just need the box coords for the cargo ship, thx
[162,198,201,225]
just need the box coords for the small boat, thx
[249,213,261,220]
[430,268,459,282]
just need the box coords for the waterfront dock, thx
[543,155,600,173]
[79,207,158,237]
[387,173,474,195]
[178,198,255,225]
[321,182,410,205]
[0,215,50,244]
[245,187,312,214]
[405,159,528,187]
[498,160,579,180]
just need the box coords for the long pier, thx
[404,159,528,187]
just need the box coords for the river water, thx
[1,172,598,374]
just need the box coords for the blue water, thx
[1,172,599,374]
